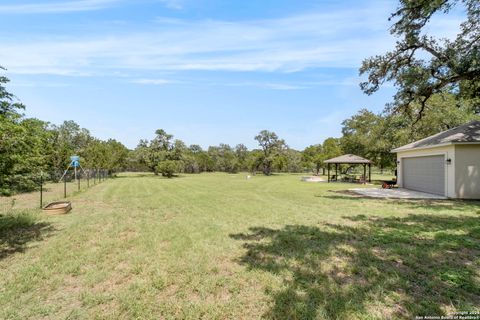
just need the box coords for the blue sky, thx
[0,0,464,149]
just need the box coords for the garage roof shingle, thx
[392,120,480,152]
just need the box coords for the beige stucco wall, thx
[396,145,455,198]
[454,145,480,199]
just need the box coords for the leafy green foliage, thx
[341,109,393,168]
[208,144,239,173]
[0,72,52,194]
[0,66,25,116]
[131,130,302,176]
[360,0,480,119]
[156,160,180,178]
[302,144,324,175]
[254,130,287,175]
[132,129,185,176]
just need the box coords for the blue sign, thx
[70,156,80,168]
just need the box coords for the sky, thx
[0,0,465,150]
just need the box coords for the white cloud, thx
[263,83,306,90]
[0,0,123,14]
[224,81,307,90]
[0,2,463,76]
[9,80,71,88]
[0,0,184,14]
[131,78,177,85]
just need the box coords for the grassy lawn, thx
[1,173,479,319]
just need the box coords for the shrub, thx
[0,209,39,234]
[156,160,179,178]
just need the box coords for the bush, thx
[0,174,40,196]
[0,188,12,196]
[0,210,39,234]
[156,160,179,178]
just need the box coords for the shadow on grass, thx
[115,174,187,179]
[230,214,480,319]
[0,211,55,260]
[320,190,480,213]
[115,173,154,179]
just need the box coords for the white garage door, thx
[402,155,445,195]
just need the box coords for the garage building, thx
[392,120,480,199]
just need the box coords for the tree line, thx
[128,129,343,178]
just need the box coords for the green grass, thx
[0,172,479,319]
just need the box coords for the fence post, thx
[64,174,67,198]
[87,170,90,188]
[40,173,43,209]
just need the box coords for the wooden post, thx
[87,170,90,188]
[64,175,67,198]
[335,164,338,180]
[78,173,80,191]
[363,164,366,185]
[327,163,330,183]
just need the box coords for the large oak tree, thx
[360,0,480,119]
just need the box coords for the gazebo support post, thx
[327,163,330,183]
[363,164,366,185]
[335,164,338,181]
[368,163,371,182]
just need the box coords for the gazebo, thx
[324,154,372,184]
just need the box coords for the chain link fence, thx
[0,169,110,214]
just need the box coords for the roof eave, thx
[390,141,480,153]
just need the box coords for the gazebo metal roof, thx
[324,154,372,164]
